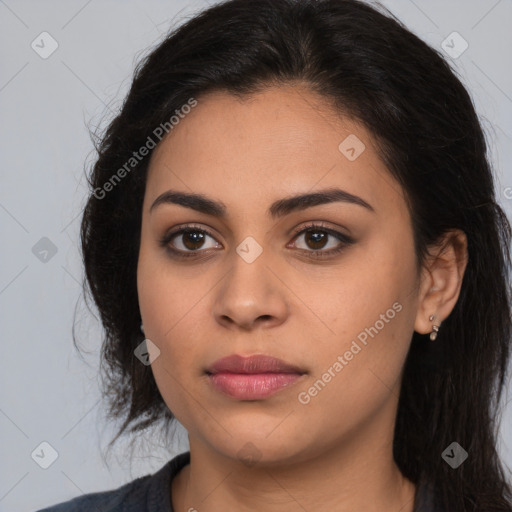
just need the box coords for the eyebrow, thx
[149,187,375,219]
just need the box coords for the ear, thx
[414,229,468,335]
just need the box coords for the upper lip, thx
[206,354,305,375]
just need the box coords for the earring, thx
[140,322,145,336]
[428,314,440,341]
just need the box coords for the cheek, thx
[301,240,415,353]
[294,301,412,441]
[137,247,204,408]
[141,287,209,430]
[296,239,417,403]
[137,241,203,344]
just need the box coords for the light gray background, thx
[1,1,511,511]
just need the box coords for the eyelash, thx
[159,222,355,260]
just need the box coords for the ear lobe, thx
[414,229,468,335]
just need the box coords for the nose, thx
[212,251,290,331]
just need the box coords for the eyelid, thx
[288,220,353,241]
[161,223,221,250]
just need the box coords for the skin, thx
[137,84,468,512]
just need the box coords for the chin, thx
[201,424,314,467]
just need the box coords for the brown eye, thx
[179,230,206,250]
[160,225,222,257]
[169,228,220,252]
[303,230,329,250]
[293,227,343,252]
[289,223,355,259]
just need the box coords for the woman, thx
[38,0,512,510]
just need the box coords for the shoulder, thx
[35,451,191,512]
[35,475,149,512]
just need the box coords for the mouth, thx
[205,354,306,400]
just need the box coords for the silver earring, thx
[428,314,440,341]
[140,322,145,335]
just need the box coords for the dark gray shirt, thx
[36,451,444,511]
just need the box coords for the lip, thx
[207,354,305,374]
[206,354,306,400]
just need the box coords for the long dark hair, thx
[78,0,512,509]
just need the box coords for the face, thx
[137,84,422,466]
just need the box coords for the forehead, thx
[145,85,406,219]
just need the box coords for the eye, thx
[288,223,355,258]
[160,224,221,258]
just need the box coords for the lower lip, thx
[208,372,303,400]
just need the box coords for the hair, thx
[77,0,512,509]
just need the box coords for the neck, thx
[171,405,417,512]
